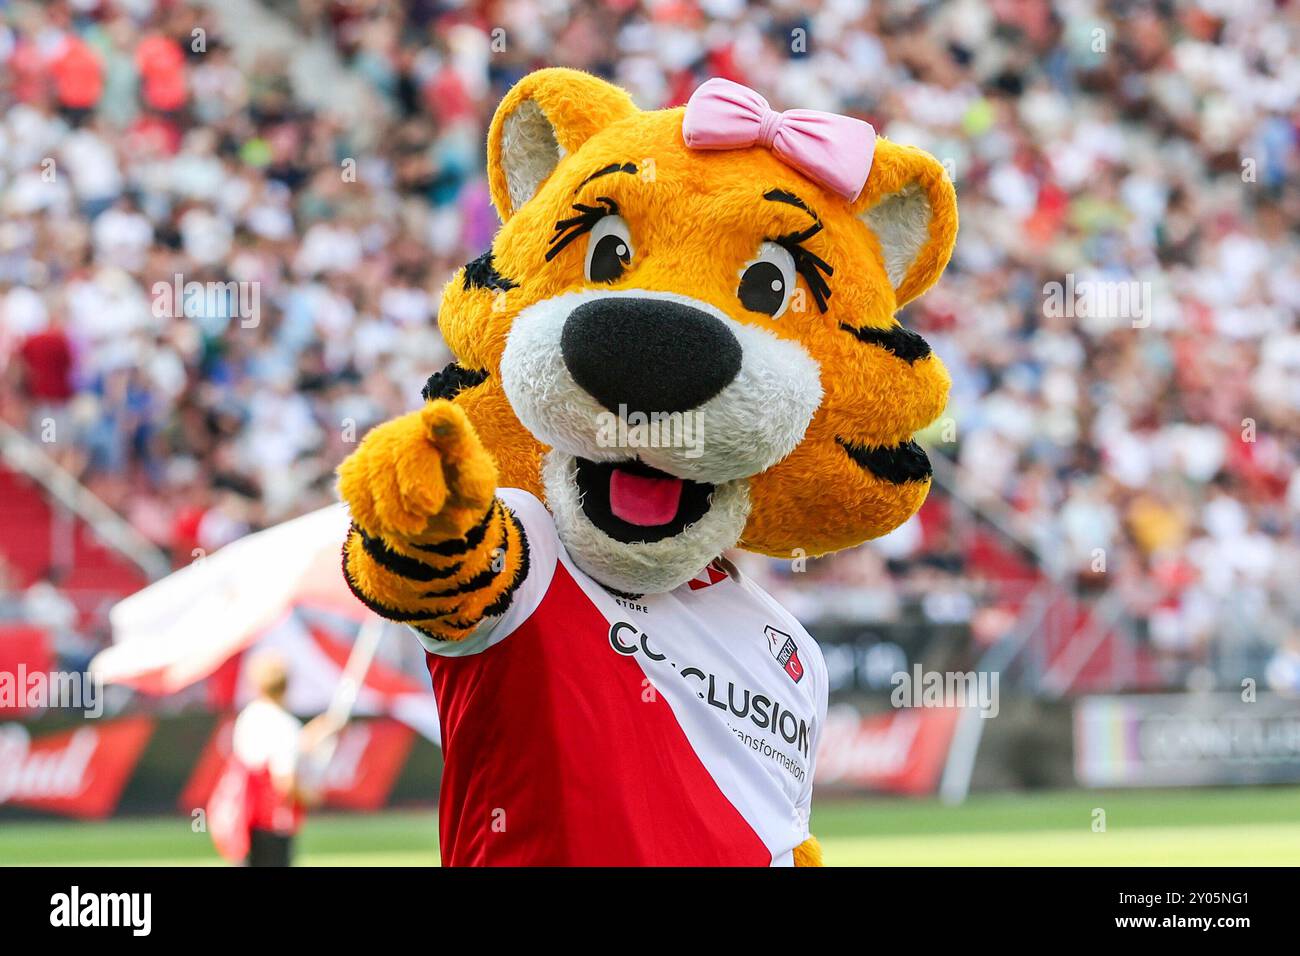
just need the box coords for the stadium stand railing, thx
[0,420,169,582]
[928,446,1165,696]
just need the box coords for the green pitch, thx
[3,787,1298,866]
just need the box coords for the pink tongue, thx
[609,468,683,526]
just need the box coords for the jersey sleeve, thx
[410,488,559,657]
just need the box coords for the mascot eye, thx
[738,242,798,318]
[585,215,634,283]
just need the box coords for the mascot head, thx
[432,69,957,593]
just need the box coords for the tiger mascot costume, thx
[338,69,956,866]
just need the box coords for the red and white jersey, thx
[231,699,304,835]
[419,488,827,866]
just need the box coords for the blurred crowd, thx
[0,0,1296,691]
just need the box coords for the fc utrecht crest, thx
[764,625,804,683]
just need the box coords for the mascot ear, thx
[852,139,958,309]
[487,68,638,222]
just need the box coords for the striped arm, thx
[342,496,530,642]
[337,399,526,642]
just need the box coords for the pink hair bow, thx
[681,78,876,202]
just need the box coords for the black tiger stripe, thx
[482,508,530,617]
[421,362,489,403]
[413,500,498,556]
[836,438,932,483]
[838,322,932,363]
[341,542,455,623]
[461,250,519,292]
[411,619,480,642]
[420,506,514,599]
[355,525,463,582]
[342,506,532,633]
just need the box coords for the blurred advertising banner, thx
[0,716,155,818]
[0,711,439,821]
[179,716,416,814]
[0,626,54,715]
[814,704,961,794]
[1074,693,1300,788]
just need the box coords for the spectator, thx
[230,650,341,867]
[0,0,1294,694]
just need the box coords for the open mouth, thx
[574,458,715,543]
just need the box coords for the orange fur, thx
[792,835,824,867]
[487,68,638,221]
[337,400,527,641]
[336,70,959,859]
[439,79,956,557]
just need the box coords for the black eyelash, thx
[546,197,619,262]
[774,221,833,313]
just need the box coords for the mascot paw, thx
[338,399,498,544]
[793,836,824,867]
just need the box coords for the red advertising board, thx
[180,715,415,813]
[0,716,155,817]
[318,718,417,809]
[814,705,961,794]
[0,626,54,715]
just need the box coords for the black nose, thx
[560,297,742,416]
